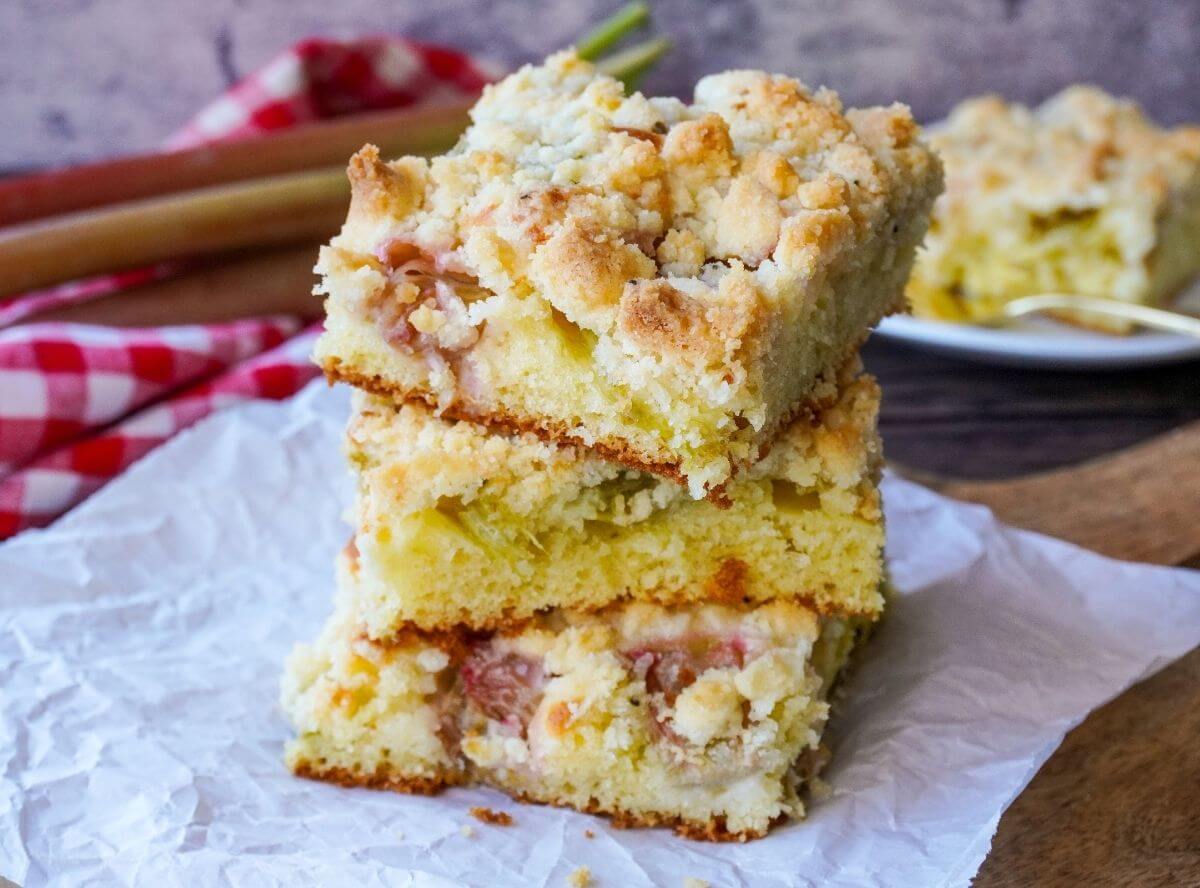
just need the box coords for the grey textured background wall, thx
[2,0,1198,169]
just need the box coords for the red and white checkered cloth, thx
[0,38,497,539]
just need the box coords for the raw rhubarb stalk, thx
[575,2,650,61]
[0,3,658,227]
[0,102,472,227]
[596,37,671,90]
[0,169,346,299]
[19,244,323,327]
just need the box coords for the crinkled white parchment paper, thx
[1,382,1198,888]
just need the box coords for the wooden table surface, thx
[864,338,1200,484]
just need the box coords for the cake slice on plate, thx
[314,50,941,497]
[908,86,1200,332]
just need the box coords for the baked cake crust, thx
[314,50,941,496]
[290,761,461,796]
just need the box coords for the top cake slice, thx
[315,50,942,497]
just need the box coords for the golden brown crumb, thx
[545,701,573,735]
[469,806,514,826]
[706,558,750,604]
[567,866,592,888]
[808,775,833,801]
[283,589,867,845]
[662,113,735,176]
[347,144,425,220]
[583,829,596,839]
[532,219,656,328]
[616,279,750,365]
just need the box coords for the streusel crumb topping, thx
[330,50,935,363]
[931,85,1200,217]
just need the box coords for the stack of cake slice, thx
[283,50,942,840]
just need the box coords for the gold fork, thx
[976,293,1200,338]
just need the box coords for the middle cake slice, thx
[347,362,884,638]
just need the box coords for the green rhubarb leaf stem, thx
[596,37,672,91]
[575,2,651,61]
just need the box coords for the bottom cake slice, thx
[282,555,877,840]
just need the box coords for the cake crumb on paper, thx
[469,805,514,826]
[583,829,596,839]
[459,824,475,838]
[567,865,592,887]
[809,775,833,801]
[683,879,709,888]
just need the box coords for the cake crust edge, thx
[287,758,792,842]
[320,343,868,506]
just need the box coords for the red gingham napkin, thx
[0,38,497,539]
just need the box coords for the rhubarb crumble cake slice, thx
[314,50,941,497]
[346,364,884,637]
[908,86,1200,332]
[282,560,877,840]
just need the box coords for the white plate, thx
[875,314,1200,369]
[875,278,1200,369]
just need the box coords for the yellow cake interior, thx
[349,370,885,636]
